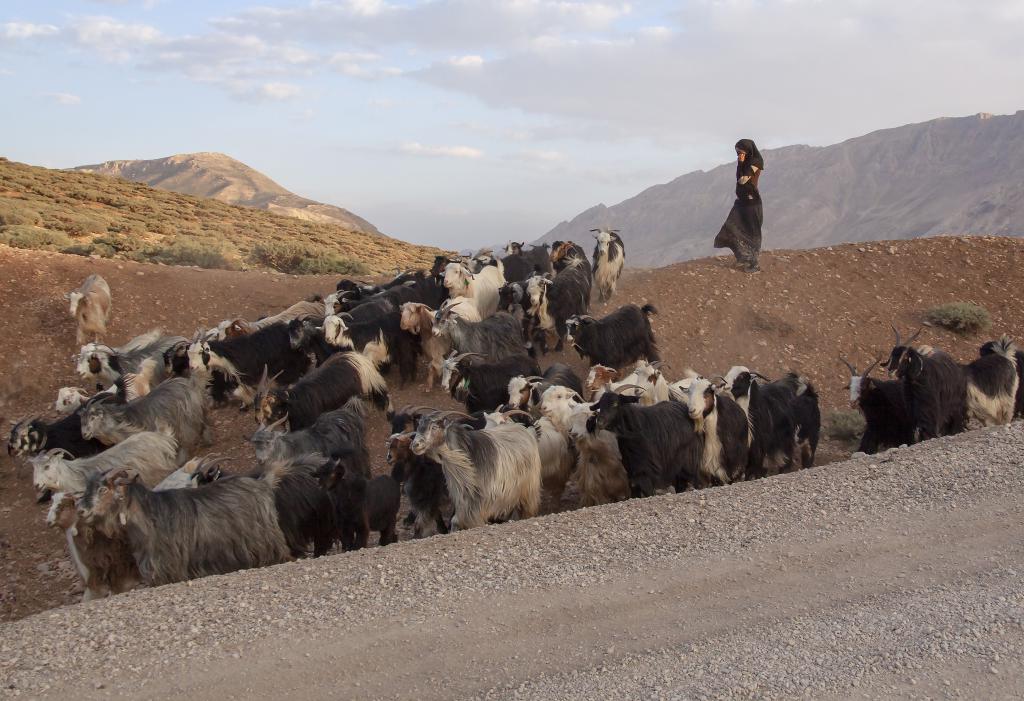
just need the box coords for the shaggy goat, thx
[884,326,967,442]
[589,391,701,498]
[261,456,336,558]
[442,262,504,319]
[442,352,541,413]
[254,352,388,430]
[961,336,1019,426]
[250,398,370,475]
[410,412,541,530]
[400,302,453,391]
[80,465,291,586]
[568,402,629,506]
[550,241,592,275]
[30,431,178,501]
[77,330,184,393]
[524,259,591,353]
[79,377,209,463]
[320,311,420,386]
[501,242,553,281]
[566,304,658,370]
[589,360,670,406]
[66,274,111,344]
[979,339,1024,417]
[589,229,625,304]
[728,371,800,478]
[505,362,584,416]
[433,308,525,361]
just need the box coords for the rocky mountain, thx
[541,111,1024,266]
[73,152,379,235]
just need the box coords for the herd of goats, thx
[6,229,1024,603]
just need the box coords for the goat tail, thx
[640,303,658,317]
[258,454,323,489]
[345,351,390,408]
[994,335,1018,361]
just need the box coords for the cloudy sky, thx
[2,1,1023,248]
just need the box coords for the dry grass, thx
[924,302,991,336]
[0,156,447,274]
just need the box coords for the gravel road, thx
[3,423,1023,700]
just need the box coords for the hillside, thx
[72,152,380,235]
[542,111,1024,266]
[2,235,1022,623]
[0,157,445,274]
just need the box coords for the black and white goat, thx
[589,390,701,498]
[254,352,388,430]
[77,329,184,394]
[189,322,312,406]
[589,229,625,304]
[8,411,104,460]
[410,411,541,530]
[687,378,750,485]
[66,274,111,344]
[79,377,209,463]
[505,363,583,416]
[841,357,913,455]
[386,429,449,538]
[442,352,541,413]
[961,336,1019,426]
[884,326,967,442]
[524,259,592,353]
[727,371,800,478]
[320,312,420,386]
[979,338,1024,418]
[550,241,592,275]
[566,304,658,370]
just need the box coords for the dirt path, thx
[4,423,1023,699]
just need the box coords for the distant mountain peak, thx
[73,153,379,235]
[540,111,1024,267]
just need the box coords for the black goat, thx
[502,243,553,281]
[443,353,541,413]
[262,458,336,558]
[287,319,344,366]
[388,412,450,538]
[316,457,400,550]
[566,304,658,370]
[589,392,701,498]
[884,327,967,442]
[979,339,1024,417]
[792,382,821,468]
[193,322,311,403]
[729,372,800,478]
[550,241,592,275]
[8,412,104,459]
[842,357,913,455]
[251,398,371,476]
[254,352,389,431]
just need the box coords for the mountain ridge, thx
[540,111,1024,266]
[73,152,380,235]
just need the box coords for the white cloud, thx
[1,22,59,41]
[70,16,161,61]
[401,142,484,159]
[42,92,81,105]
[448,54,484,68]
[259,82,301,100]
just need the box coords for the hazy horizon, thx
[2,1,1023,248]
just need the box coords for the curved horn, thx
[648,360,672,371]
[838,355,858,375]
[905,326,923,346]
[861,357,882,379]
[501,409,534,420]
[45,447,75,459]
[890,323,902,347]
[751,372,773,382]
[453,352,486,363]
[614,383,648,395]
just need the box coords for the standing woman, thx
[714,139,764,273]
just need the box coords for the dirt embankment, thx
[2,234,1023,622]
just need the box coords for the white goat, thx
[443,262,503,319]
[66,274,111,344]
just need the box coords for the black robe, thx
[714,139,763,267]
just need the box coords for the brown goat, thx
[66,274,111,344]
[400,303,451,390]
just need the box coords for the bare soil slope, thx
[2,234,1023,622]
[73,152,380,235]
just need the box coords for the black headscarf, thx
[734,138,764,171]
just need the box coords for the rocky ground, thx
[1,421,1022,699]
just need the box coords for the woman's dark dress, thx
[714,161,762,269]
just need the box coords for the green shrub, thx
[92,233,144,253]
[0,225,73,250]
[58,212,108,237]
[249,241,368,275]
[146,238,234,269]
[0,203,41,226]
[924,302,991,336]
[826,410,865,442]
